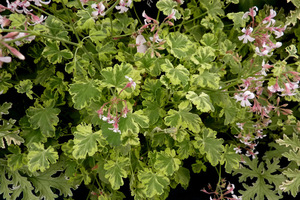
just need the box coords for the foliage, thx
[0,0,300,199]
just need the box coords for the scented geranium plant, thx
[0,0,300,199]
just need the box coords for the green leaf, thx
[191,46,216,71]
[285,44,299,58]
[137,170,170,198]
[174,167,190,190]
[161,60,190,86]
[69,79,101,110]
[288,0,300,8]
[280,168,300,197]
[0,71,13,95]
[77,10,95,30]
[0,102,12,119]
[143,101,161,125]
[72,123,104,159]
[29,162,73,200]
[191,160,207,173]
[227,12,248,29]
[201,0,225,19]
[200,33,218,48]
[154,148,181,176]
[42,41,73,64]
[176,137,193,159]
[104,157,129,190]
[219,105,238,125]
[194,128,224,166]
[186,91,215,112]
[9,13,26,27]
[234,158,285,200]
[156,0,181,19]
[101,122,121,146]
[166,32,194,59]
[101,63,133,90]
[7,146,25,171]
[221,144,241,173]
[0,119,24,148]
[27,143,59,172]
[14,79,34,99]
[286,8,300,26]
[45,15,69,41]
[192,71,220,89]
[26,104,60,137]
[276,133,300,152]
[3,167,39,200]
[164,101,202,133]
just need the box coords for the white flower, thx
[136,35,148,53]
[91,2,105,18]
[234,91,255,107]
[116,0,132,13]
[238,27,255,43]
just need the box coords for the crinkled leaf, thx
[28,162,73,200]
[233,157,285,200]
[26,105,60,137]
[276,133,300,152]
[0,102,12,118]
[201,0,225,19]
[72,123,104,159]
[101,63,133,90]
[176,137,193,159]
[192,71,220,89]
[164,101,202,133]
[137,170,169,198]
[154,148,181,176]
[286,8,300,26]
[161,60,189,86]
[186,91,215,112]
[42,41,73,64]
[0,119,24,148]
[156,0,181,19]
[104,157,129,190]
[191,46,216,71]
[219,105,238,125]
[221,144,241,173]
[194,128,224,166]
[27,143,59,172]
[14,79,33,99]
[280,168,300,197]
[7,146,25,171]
[174,167,190,190]
[119,110,149,135]
[0,71,13,95]
[227,12,248,29]
[191,160,207,173]
[166,32,194,59]
[69,79,101,110]
[9,13,26,27]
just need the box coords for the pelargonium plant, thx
[0,0,300,199]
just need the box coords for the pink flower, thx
[0,16,11,28]
[255,43,273,57]
[1,42,25,60]
[273,25,287,38]
[29,0,51,7]
[243,6,258,19]
[109,121,121,134]
[149,32,163,43]
[15,0,32,14]
[136,35,148,53]
[91,2,105,17]
[28,13,47,25]
[268,80,284,93]
[238,27,255,43]
[263,9,276,27]
[115,0,132,13]
[125,75,136,89]
[234,91,255,107]
[0,49,12,68]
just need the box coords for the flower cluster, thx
[239,6,287,57]
[96,76,136,134]
[134,9,177,56]
[0,0,49,67]
[201,179,242,200]
[116,0,132,13]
